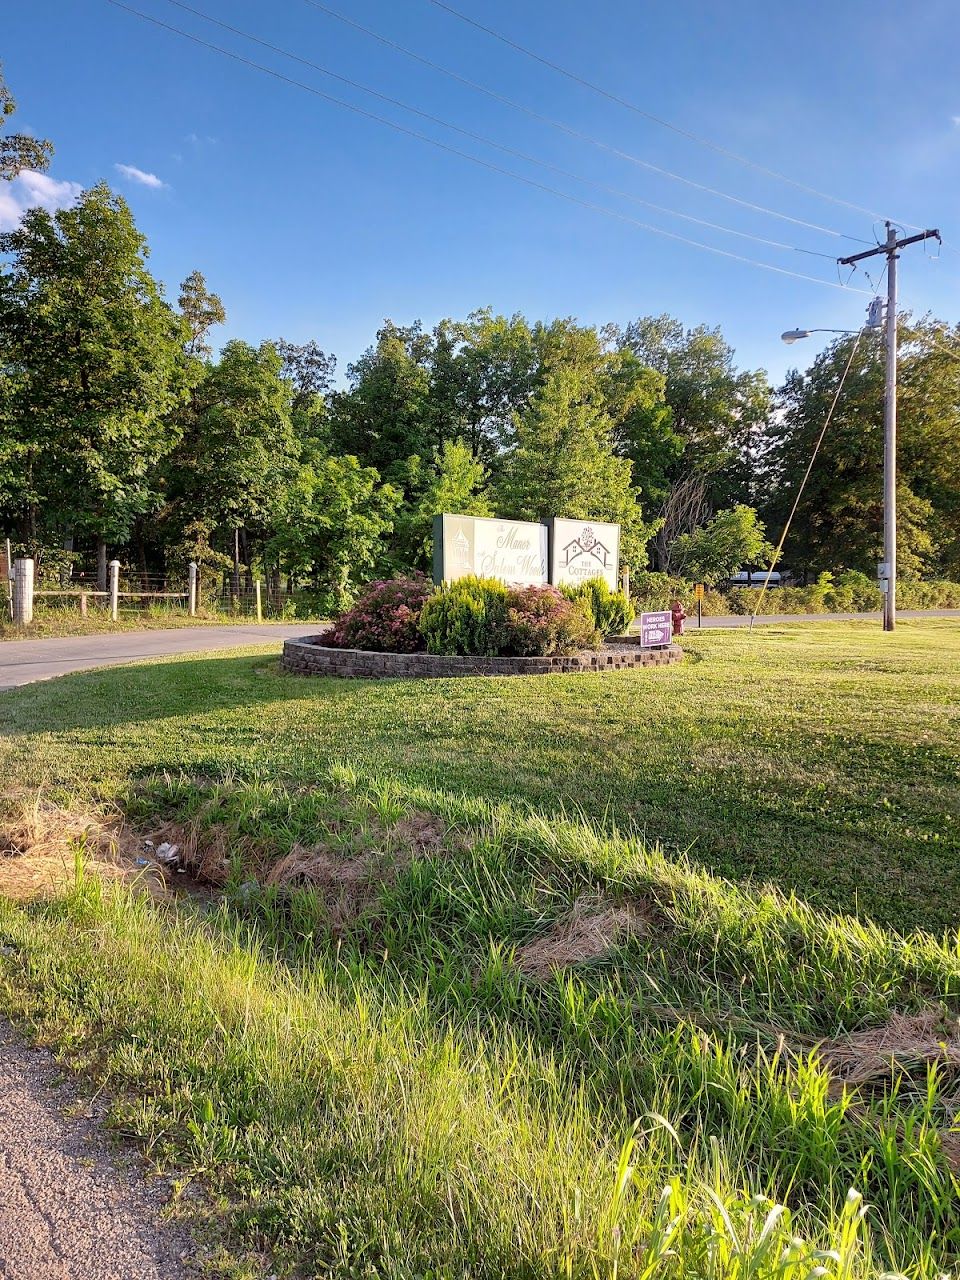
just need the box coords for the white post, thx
[188,561,198,617]
[4,538,12,619]
[254,579,262,623]
[109,559,120,622]
[620,565,630,599]
[12,558,34,626]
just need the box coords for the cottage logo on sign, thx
[548,517,621,590]
[560,525,613,575]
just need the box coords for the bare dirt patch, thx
[516,894,653,980]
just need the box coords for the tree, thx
[0,184,189,576]
[268,456,399,610]
[617,315,771,506]
[1,66,52,179]
[765,319,960,578]
[178,270,225,359]
[329,322,432,484]
[495,365,655,569]
[165,340,297,588]
[670,505,773,583]
[397,438,492,570]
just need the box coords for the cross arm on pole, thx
[838,228,940,267]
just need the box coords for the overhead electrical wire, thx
[102,0,871,292]
[158,0,835,262]
[297,0,872,247]
[426,0,924,234]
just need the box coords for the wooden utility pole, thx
[838,223,940,631]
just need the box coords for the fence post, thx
[80,591,88,618]
[188,561,198,617]
[254,579,263,623]
[109,559,120,622]
[621,565,630,600]
[12,558,34,626]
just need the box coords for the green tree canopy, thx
[495,364,655,569]
[765,320,960,578]
[0,184,189,550]
[1,66,52,179]
[670,505,773,584]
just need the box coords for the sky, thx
[4,0,960,385]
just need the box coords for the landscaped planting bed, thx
[282,633,682,677]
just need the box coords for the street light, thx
[780,327,856,344]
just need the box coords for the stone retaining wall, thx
[281,635,683,679]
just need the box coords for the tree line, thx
[2,71,958,608]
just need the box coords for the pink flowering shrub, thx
[501,584,599,657]
[326,575,433,653]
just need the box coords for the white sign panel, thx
[433,514,548,586]
[547,518,621,590]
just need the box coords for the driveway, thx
[0,624,312,691]
[2,613,958,691]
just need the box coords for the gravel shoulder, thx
[0,1019,195,1280]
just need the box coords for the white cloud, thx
[114,163,166,189]
[953,116,960,127]
[0,169,83,232]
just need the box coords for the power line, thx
[299,0,873,247]
[159,0,835,262]
[102,0,870,293]
[426,0,924,234]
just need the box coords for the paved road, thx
[677,608,960,631]
[1,613,958,691]
[0,1020,195,1279]
[0,624,311,691]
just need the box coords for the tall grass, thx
[2,767,959,1276]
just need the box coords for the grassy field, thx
[1,620,959,1277]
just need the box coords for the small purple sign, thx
[639,609,672,649]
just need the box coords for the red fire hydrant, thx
[670,599,686,638]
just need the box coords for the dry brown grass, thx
[0,795,163,901]
[819,1010,960,1087]
[516,894,652,980]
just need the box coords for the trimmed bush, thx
[419,576,509,656]
[327,575,433,652]
[561,576,635,637]
[418,577,600,657]
[502,585,599,656]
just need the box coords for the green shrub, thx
[560,576,635,637]
[418,576,509,656]
[419,577,599,657]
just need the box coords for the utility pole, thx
[838,222,940,631]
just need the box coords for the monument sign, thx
[433,514,548,586]
[545,518,621,591]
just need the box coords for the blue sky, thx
[4,0,959,385]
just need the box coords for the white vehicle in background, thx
[728,569,783,588]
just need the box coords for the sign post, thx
[639,609,672,649]
[694,582,705,628]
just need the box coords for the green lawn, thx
[3,619,958,931]
[1,620,959,1278]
